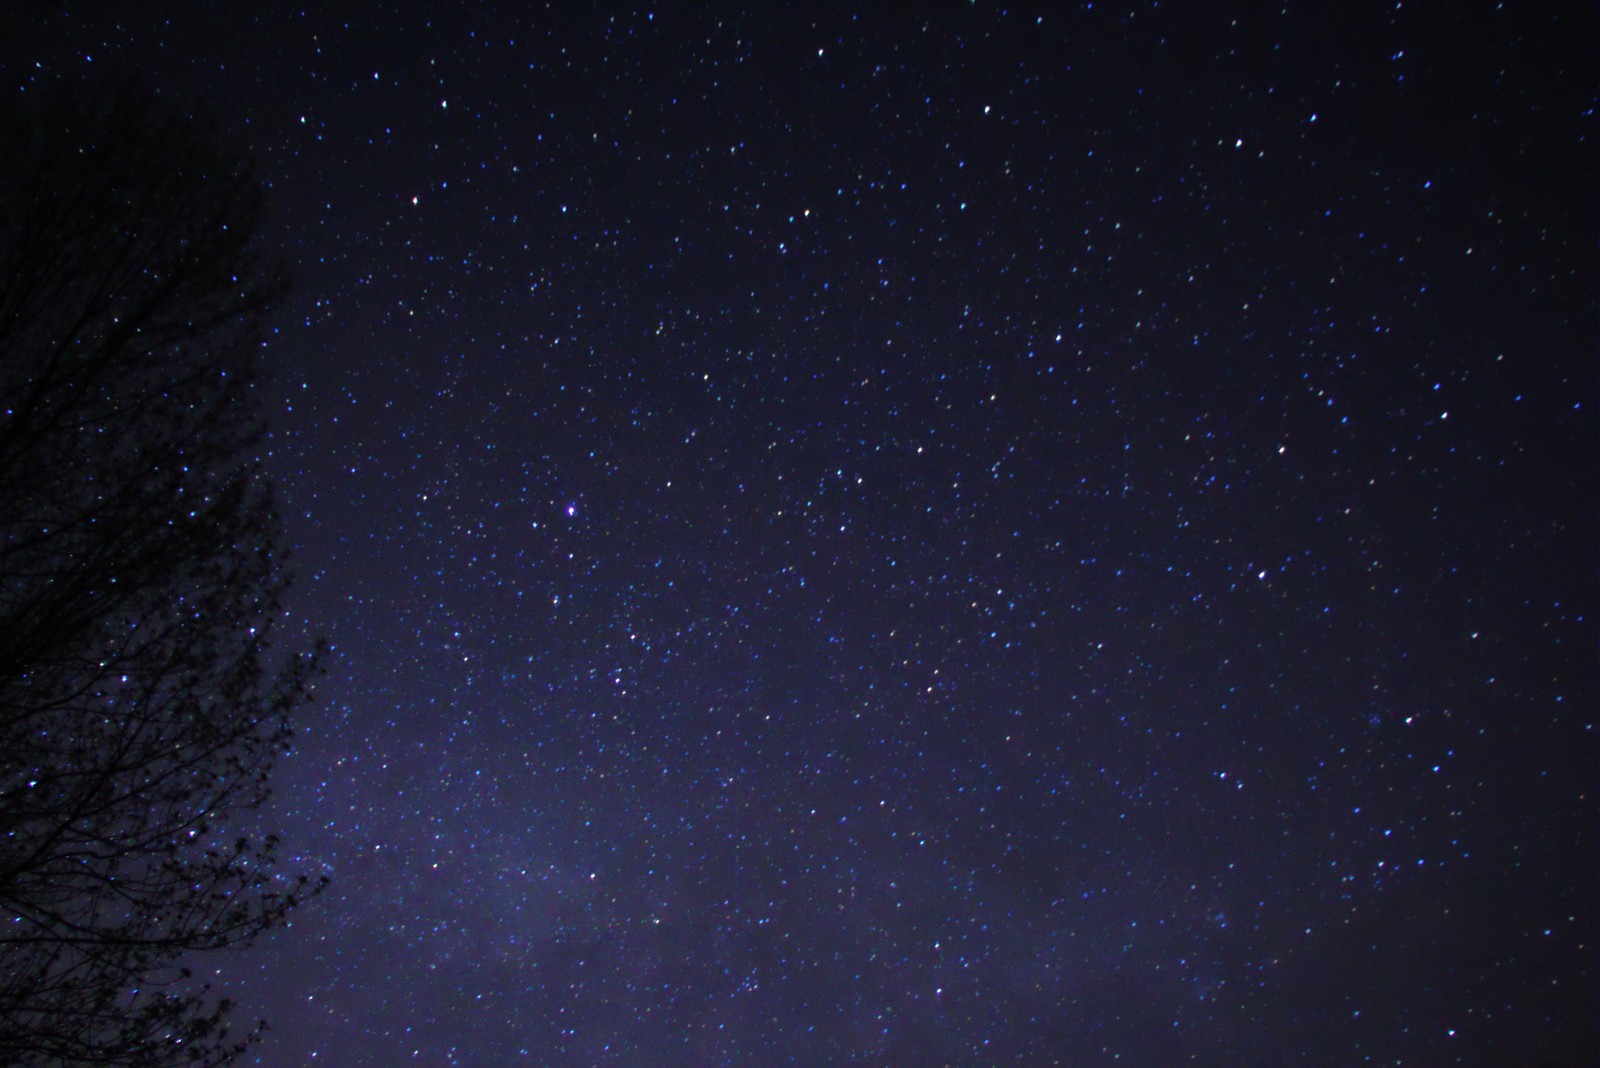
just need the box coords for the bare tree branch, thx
[0,79,325,1067]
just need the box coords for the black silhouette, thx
[0,82,323,1066]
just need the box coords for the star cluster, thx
[6,3,1594,1064]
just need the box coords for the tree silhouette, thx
[0,82,324,1065]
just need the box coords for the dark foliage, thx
[0,82,323,1065]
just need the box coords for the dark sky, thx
[6,2,1596,1064]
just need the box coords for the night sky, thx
[5,2,1596,1064]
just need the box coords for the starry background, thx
[4,2,1596,1064]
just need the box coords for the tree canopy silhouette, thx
[0,82,323,1066]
